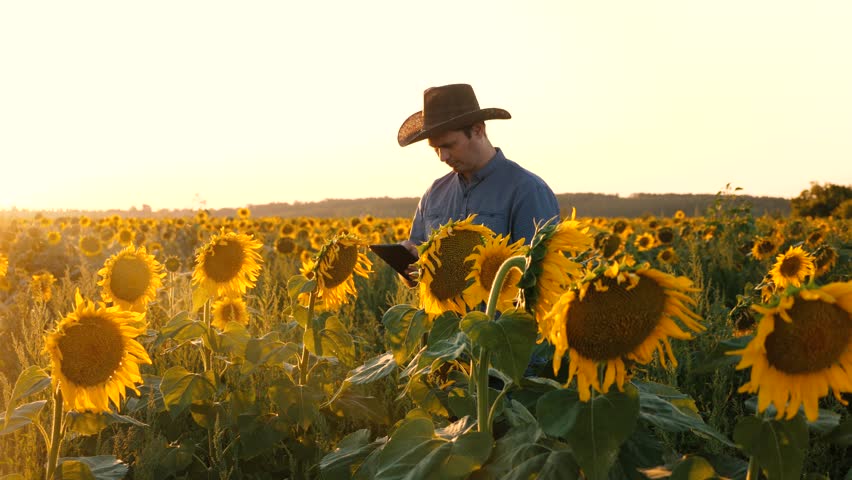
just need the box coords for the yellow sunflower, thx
[543,261,705,400]
[634,232,656,251]
[768,246,815,290]
[44,291,151,413]
[79,235,103,257]
[465,234,527,312]
[47,231,62,245]
[729,282,852,421]
[751,237,778,261]
[164,255,182,273]
[98,246,165,312]
[274,235,298,255]
[237,207,251,219]
[211,295,250,329]
[519,214,593,325]
[813,244,838,278]
[656,247,679,266]
[417,216,495,316]
[192,230,264,298]
[300,233,372,310]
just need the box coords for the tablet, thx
[369,243,418,281]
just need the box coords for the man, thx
[397,84,560,284]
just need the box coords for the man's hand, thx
[400,240,420,288]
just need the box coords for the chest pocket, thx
[474,212,508,236]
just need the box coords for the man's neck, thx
[460,145,497,182]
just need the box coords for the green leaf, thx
[208,321,250,356]
[320,429,388,480]
[329,391,389,426]
[691,336,752,374]
[345,352,398,385]
[157,311,206,345]
[4,365,50,431]
[237,413,285,460]
[56,456,128,480]
[427,311,461,346]
[243,332,300,374]
[152,441,195,478]
[269,377,323,430]
[305,315,356,366]
[670,456,718,480]
[383,305,428,365]
[0,400,47,436]
[375,416,493,480]
[733,415,808,480]
[503,449,580,480]
[537,384,640,480]
[636,383,734,447]
[66,410,147,436]
[821,415,852,446]
[418,332,467,374]
[159,366,216,418]
[191,286,212,312]
[460,310,537,384]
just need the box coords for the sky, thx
[1,1,851,212]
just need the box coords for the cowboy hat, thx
[397,84,511,147]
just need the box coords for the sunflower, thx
[299,233,372,310]
[813,245,838,278]
[465,234,527,311]
[520,214,593,327]
[634,233,655,251]
[768,246,815,290]
[79,235,103,257]
[275,235,298,255]
[656,247,679,266]
[674,210,686,221]
[417,216,495,316]
[118,228,136,247]
[211,295,250,329]
[44,291,151,413]
[593,232,622,259]
[751,237,778,260]
[729,282,852,421]
[164,255,182,273]
[656,227,675,245]
[192,230,264,298]
[542,261,704,400]
[47,231,62,245]
[30,271,57,303]
[98,246,165,312]
[237,207,251,219]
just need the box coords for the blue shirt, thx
[409,148,560,245]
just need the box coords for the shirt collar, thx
[458,148,506,186]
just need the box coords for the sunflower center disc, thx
[657,228,674,244]
[80,237,100,253]
[779,255,803,278]
[58,316,125,386]
[479,252,508,291]
[204,239,246,283]
[276,237,296,254]
[324,244,358,288]
[765,298,851,374]
[221,304,242,323]
[430,230,481,301]
[110,256,151,302]
[566,276,666,360]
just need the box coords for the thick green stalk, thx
[299,289,318,385]
[475,255,526,435]
[45,389,64,480]
[745,456,759,480]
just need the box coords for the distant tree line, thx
[2,193,795,220]
[790,182,852,218]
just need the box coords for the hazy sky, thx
[2,1,851,212]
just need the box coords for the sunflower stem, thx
[746,455,760,480]
[299,289,318,385]
[476,255,527,436]
[45,388,64,480]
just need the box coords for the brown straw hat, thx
[397,84,511,147]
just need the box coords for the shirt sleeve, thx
[408,191,429,245]
[510,182,560,245]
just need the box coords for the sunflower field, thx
[0,193,850,480]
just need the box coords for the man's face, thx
[427,128,480,177]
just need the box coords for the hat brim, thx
[397,108,511,147]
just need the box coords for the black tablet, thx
[369,243,418,281]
